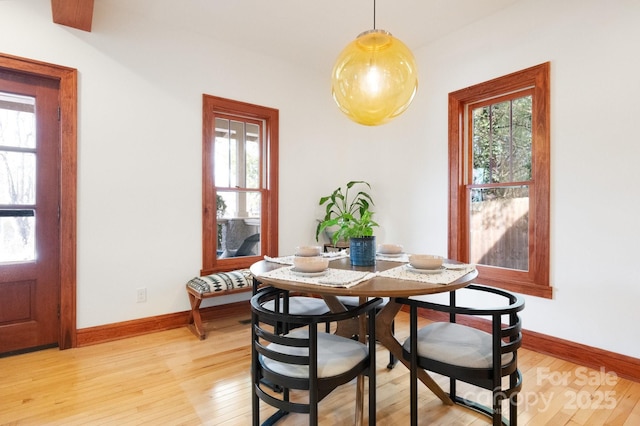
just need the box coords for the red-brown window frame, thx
[201,95,279,275]
[448,62,551,298]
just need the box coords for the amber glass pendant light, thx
[332,0,418,126]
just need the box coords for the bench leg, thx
[187,292,206,340]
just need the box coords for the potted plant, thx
[315,180,379,266]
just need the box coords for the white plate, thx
[377,252,405,258]
[406,265,445,274]
[290,268,329,277]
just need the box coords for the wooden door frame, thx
[0,53,77,349]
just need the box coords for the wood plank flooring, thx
[1,304,639,425]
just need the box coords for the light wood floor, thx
[1,304,639,425]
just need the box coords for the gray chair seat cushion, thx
[403,322,513,369]
[262,329,368,378]
[262,296,330,315]
[336,296,389,307]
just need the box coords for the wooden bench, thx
[185,269,254,339]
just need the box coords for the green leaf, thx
[315,181,378,242]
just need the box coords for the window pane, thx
[472,106,491,184]
[469,186,529,271]
[215,118,261,189]
[0,151,36,205]
[213,118,262,257]
[245,122,260,189]
[216,190,261,258]
[214,117,233,187]
[491,100,511,182]
[0,214,35,262]
[472,95,532,184]
[0,92,36,149]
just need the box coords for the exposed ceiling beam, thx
[51,0,94,32]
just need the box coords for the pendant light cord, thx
[373,0,376,29]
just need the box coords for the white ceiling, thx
[96,0,522,70]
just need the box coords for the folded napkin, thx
[264,251,349,265]
[263,255,295,265]
[443,262,476,270]
[376,253,410,263]
[257,266,376,288]
[317,271,377,287]
[378,264,476,285]
[323,250,348,259]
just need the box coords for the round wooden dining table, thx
[249,256,478,411]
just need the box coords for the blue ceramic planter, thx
[350,236,376,266]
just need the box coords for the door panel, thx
[0,69,60,355]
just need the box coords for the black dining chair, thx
[252,277,331,335]
[397,284,524,426]
[251,286,381,426]
[252,278,331,395]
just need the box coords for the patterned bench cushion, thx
[186,269,252,296]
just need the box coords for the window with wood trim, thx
[448,62,551,298]
[202,95,278,275]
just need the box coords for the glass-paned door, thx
[0,70,61,355]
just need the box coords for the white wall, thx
[0,0,351,326]
[393,0,640,358]
[1,0,639,359]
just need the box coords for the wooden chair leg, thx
[187,292,206,340]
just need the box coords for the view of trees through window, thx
[0,92,36,263]
[469,93,532,271]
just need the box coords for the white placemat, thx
[257,266,376,288]
[378,264,476,285]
